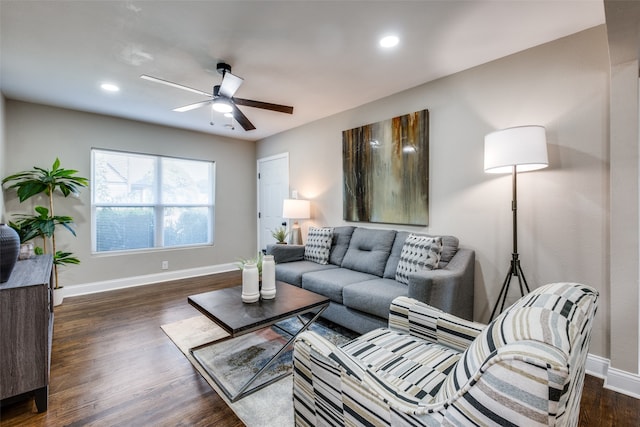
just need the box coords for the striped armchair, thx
[292,282,598,426]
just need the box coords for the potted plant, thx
[236,252,264,277]
[2,158,89,304]
[271,226,289,244]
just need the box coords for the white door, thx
[257,153,289,252]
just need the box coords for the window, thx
[91,149,215,253]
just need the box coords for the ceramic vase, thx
[241,262,260,303]
[0,224,20,283]
[261,255,276,299]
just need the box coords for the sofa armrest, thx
[389,296,485,351]
[407,248,475,320]
[265,244,305,263]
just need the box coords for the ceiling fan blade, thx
[231,105,256,131]
[173,100,211,112]
[219,72,244,98]
[140,75,210,97]
[233,98,293,114]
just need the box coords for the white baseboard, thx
[585,353,609,379]
[586,353,640,399]
[62,262,238,298]
[62,273,640,400]
[604,367,640,399]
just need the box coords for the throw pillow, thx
[304,227,334,265]
[395,234,443,285]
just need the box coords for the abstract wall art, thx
[342,109,429,226]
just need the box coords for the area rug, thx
[161,315,356,427]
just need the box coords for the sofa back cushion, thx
[329,226,356,266]
[341,228,396,277]
[383,232,459,279]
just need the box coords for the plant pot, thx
[53,288,64,306]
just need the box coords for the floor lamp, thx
[484,125,548,321]
[282,199,310,245]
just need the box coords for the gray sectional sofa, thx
[266,226,475,334]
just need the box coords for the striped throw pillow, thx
[395,234,443,285]
[304,227,334,264]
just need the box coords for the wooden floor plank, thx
[1,271,244,427]
[1,270,638,426]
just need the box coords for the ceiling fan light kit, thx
[140,62,293,131]
[212,98,233,113]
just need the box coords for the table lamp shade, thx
[484,125,549,174]
[282,199,310,219]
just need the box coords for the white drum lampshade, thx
[484,125,548,174]
[282,199,310,245]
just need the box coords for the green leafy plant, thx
[236,252,264,276]
[2,158,89,288]
[270,226,289,243]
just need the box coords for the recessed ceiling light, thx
[379,35,399,48]
[100,83,120,92]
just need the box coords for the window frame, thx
[91,148,215,254]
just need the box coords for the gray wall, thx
[606,1,640,375]
[0,95,6,221]
[258,27,611,361]
[3,101,257,286]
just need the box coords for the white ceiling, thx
[0,1,605,142]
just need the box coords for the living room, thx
[1,0,639,425]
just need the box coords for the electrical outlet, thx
[161,261,169,270]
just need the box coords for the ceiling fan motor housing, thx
[216,62,231,76]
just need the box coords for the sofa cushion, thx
[275,260,338,287]
[395,235,443,285]
[329,226,356,266]
[340,328,461,402]
[341,228,396,277]
[384,232,459,278]
[342,278,409,319]
[304,227,334,264]
[302,268,378,303]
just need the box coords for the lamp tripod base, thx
[489,253,530,321]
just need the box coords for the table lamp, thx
[282,199,310,245]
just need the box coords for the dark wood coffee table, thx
[187,281,329,402]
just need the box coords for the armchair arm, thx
[389,296,485,352]
[265,243,305,263]
[407,248,475,320]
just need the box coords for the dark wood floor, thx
[1,271,638,426]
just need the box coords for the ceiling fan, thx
[140,63,294,131]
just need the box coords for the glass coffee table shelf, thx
[187,282,329,402]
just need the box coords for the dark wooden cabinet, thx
[0,255,54,412]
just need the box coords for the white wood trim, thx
[585,353,609,379]
[604,366,640,399]
[586,353,640,399]
[63,263,237,297]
